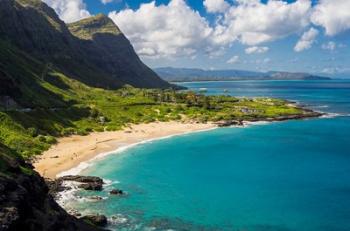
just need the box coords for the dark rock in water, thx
[88,196,103,201]
[109,189,124,195]
[59,175,104,184]
[78,182,103,191]
[52,175,104,192]
[216,120,244,127]
[80,215,108,227]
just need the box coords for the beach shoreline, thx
[34,121,216,179]
[33,109,323,179]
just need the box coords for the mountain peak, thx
[68,14,121,40]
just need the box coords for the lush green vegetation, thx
[0,66,306,159]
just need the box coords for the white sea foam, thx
[56,181,83,208]
[108,214,129,225]
[320,112,342,118]
[242,121,271,127]
[313,105,329,109]
[56,127,218,178]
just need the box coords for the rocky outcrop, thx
[48,175,105,194]
[109,189,124,196]
[80,215,108,227]
[78,183,103,191]
[0,146,102,231]
[216,120,244,127]
[58,175,104,184]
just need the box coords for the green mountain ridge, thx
[0,0,171,92]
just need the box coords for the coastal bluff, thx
[0,146,103,231]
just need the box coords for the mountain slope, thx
[155,67,331,82]
[0,0,171,89]
[68,14,169,88]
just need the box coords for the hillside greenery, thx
[0,64,305,159]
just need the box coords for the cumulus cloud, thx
[108,0,316,58]
[311,0,350,36]
[204,0,230,13]
[226,55,239,64]
[294,27,319,52]
[212,0,312,46]
[108,0,212,58]
[245,46,269,54]
[43,0,90,23]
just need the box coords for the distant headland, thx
[154,67,331,82]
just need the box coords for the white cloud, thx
[204,0,230,13]
[226,55,239,64]
[108,0,213,58]
[43,0,91,23]
[294,27,319,52]
[212,0,312,46]
[311,0,350,36]
[108,0,315,58]
[245,46,269,54]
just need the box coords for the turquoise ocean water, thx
[71,80,350,231]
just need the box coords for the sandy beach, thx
[34,121,216,179]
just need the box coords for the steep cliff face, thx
[0,0,171,89]
[68,14,169,89]
[0,145,102,231]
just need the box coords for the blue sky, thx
[44,0,350,77]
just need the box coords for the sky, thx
[43,0,350,77]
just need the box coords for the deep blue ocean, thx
[72,80,350,231]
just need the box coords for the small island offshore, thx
[0,0,324,230]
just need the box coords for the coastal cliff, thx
[0,145,102,231]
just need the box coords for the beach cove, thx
[34,121,216,179]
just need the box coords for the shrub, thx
[45,136,57,144]
[61,128,76,136]
[27,127,38,137]
[77,129,89,136]
[37,135,46,142]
